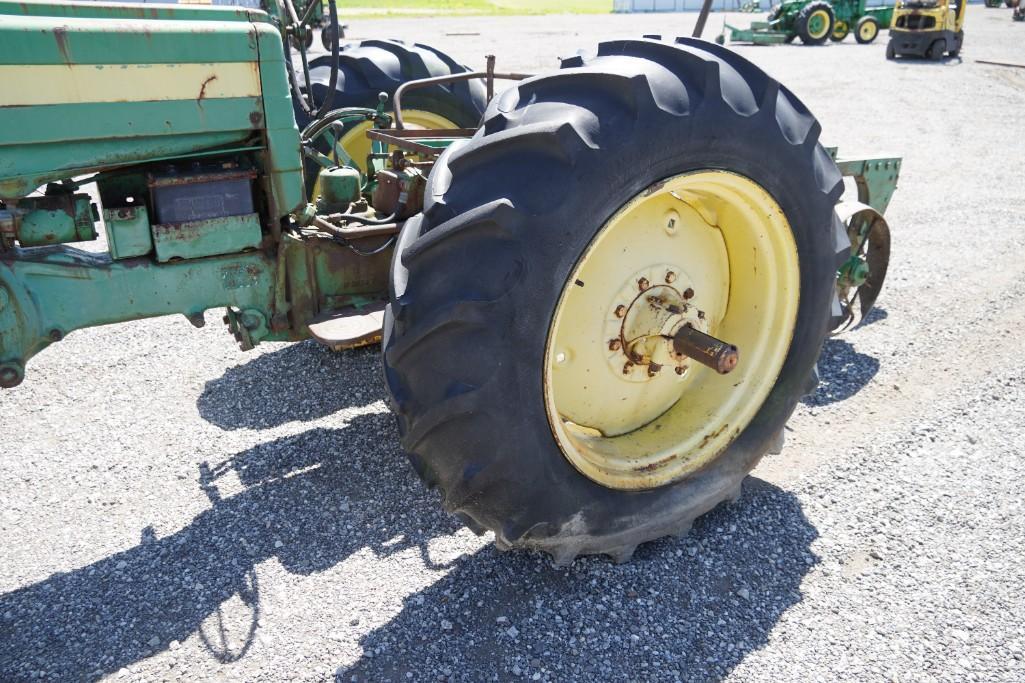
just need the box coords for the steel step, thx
[307,301,386,351]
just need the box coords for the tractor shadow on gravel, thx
[197,341,383,430]
[340,477,819,682]
[0,412,462,682]
[803,309,885,407]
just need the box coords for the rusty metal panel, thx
[152,212,263,262]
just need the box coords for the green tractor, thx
[719,0,895,45]
[0,0,899,563]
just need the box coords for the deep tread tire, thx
[796,1,836,45]
[299,39,485,129]
[383,38,847,563]
[293,39,486,197]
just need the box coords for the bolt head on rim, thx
[544,171,800,490]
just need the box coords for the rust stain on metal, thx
[197,75,218,104]
[249,110,264,128]
[635,453,678,473]
[698,423,729,449]
[52,26,72,65]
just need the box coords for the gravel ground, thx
[2,6,1025,682]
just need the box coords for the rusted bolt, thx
[623,361,634,374]
[675,365,686,376]
[647,363,662,377]
[683,287,694,300]
[48,329,63,342]
[637,277,649,291]
[614,305,627,318]
[672,323,737,374]
[608,339,622,351]
[697,310,706,320]
[665,271,676,284]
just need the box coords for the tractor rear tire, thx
[301,39,485,130]
[855,16,880,44]
[796,1,836,45]
[295,40,486,193]
[382,38,847,563]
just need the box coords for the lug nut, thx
[697,310,706,320]
[647,363,662,377]
[608,339,622,351]
[614,305,626,318]
[675,365,686,376]
[637,277,649,291]
[623,361,634,374]
[665,271,676,284]
[683,287,694,300]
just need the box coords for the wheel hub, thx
[544,170,800,490]
[603,264,711,382]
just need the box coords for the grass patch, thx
[340,0,611,17]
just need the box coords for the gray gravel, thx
[2,5,1025,681]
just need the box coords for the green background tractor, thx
[720,0,895,45]
[0,0,899,562]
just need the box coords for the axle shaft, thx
[672,324,739,375]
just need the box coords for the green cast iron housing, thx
[0,0,381,388]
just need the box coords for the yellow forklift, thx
[886,0,966,60]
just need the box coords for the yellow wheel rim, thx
[338,109,457,173]
[543,171,800,491]
[859,21,877,41]
[807,9,831,39]
[832,20,849,39]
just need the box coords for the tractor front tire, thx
[383,38,847,563]
[831,19,850,41]
[796,1,836,45]
[855,16,880,44]
[927,39,946,61]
